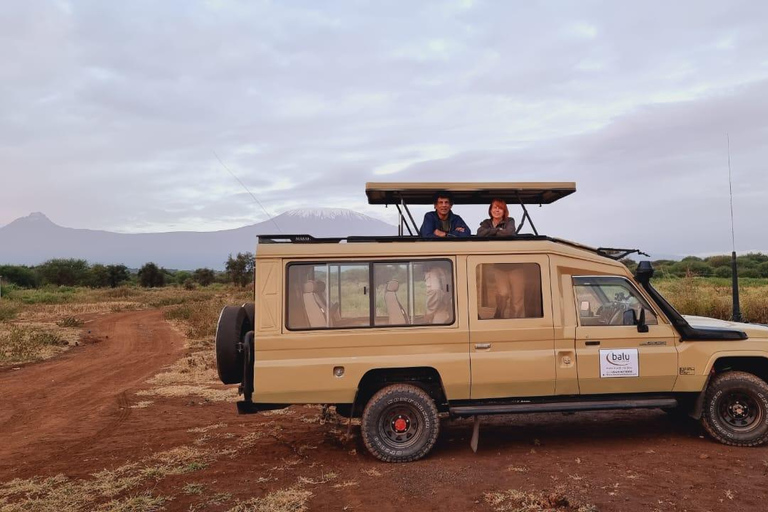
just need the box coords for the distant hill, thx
[0,210,396,270]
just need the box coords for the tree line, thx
[622,252,768,278]
[0,252,255,289]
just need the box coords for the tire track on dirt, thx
[0,310,185,478]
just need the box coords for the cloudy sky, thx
[2,0,767,256]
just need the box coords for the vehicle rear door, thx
[467,255,556,399]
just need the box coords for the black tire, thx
[215,305,248,385]
[701,371,768,447]
[361,384,440,463]
[242,302,255,331]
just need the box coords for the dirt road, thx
[0,310,185,475]
[2,311,767,511]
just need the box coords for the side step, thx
[450,397,678,417]
[236,401,289,415]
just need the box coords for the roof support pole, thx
[515,191,539,236]
[395,202,414,236]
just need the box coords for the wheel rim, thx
[377,403,424,450]
[718,390,764,433]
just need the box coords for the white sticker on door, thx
[599,349,639,378]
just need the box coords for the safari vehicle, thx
[215,182,768,462]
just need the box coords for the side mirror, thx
[637,308,649,333]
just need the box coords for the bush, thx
[138,263,165,288]
[193,268,215,287]
[714,266,732,278]
[0,265,38,288]
[37,259,90,287]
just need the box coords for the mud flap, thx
[470,415,480,453]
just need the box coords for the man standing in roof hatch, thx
[419,191,471,238]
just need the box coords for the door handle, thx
[475,343,492,350]
[585,341,601,346]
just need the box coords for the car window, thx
[287,259,454,330]
[476,263,543,320]
[573,276,658,327]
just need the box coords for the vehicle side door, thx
[573,275,678,394]
[467,255,556,399]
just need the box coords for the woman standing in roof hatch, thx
[477,198,515,237]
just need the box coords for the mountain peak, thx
[279,208,377,221]
[2,212,58,230]
[26,212,52,223]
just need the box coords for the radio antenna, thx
[727,134,742,321]
[213,151,282,233]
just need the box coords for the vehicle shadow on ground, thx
[433,409,706,455]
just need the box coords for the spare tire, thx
[242,302,256,332]
[215,305,249,384]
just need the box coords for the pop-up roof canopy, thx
[366,182,576,236]
[365,182,576,205]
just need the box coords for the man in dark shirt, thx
[419,191,471,238]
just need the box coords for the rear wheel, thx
[361,384,440,463]
[701,371,768,446]
[215,305,249,385]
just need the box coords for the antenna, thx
[727,134,742,322]
[213,151,282,233]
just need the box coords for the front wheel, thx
[361,384,440,463]
[701,371,768,447]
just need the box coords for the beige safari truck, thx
[215,182,768,462]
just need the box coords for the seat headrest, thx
[303,280,315,293]
[315,280,326,293]
[386,280,399,292]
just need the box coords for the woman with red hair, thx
[477,199,524,318]
[477,198,515,237]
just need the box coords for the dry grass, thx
[0,444,216,510]
[228,486,313,512]
[483,487,597,512]
[656,277,768,323]
[0,326,69,364]
[0,284,251,367]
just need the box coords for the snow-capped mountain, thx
[282,208,375,221]
[0,210,396,270]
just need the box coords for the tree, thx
[225,252,255,287]
[173,270,192,286]
[37,259,90,286]
[90,264,130,288]
[90,264,110,287]
[106,264,130,288]
[193,268,215,286]
[138,262,165,288]
[0,265,38,288]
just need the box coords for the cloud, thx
[1,0,767,256]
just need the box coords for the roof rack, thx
[258,234,343,244]
[365,182,576,237]
[256,233,642,262]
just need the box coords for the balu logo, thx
[605,351,631,366]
